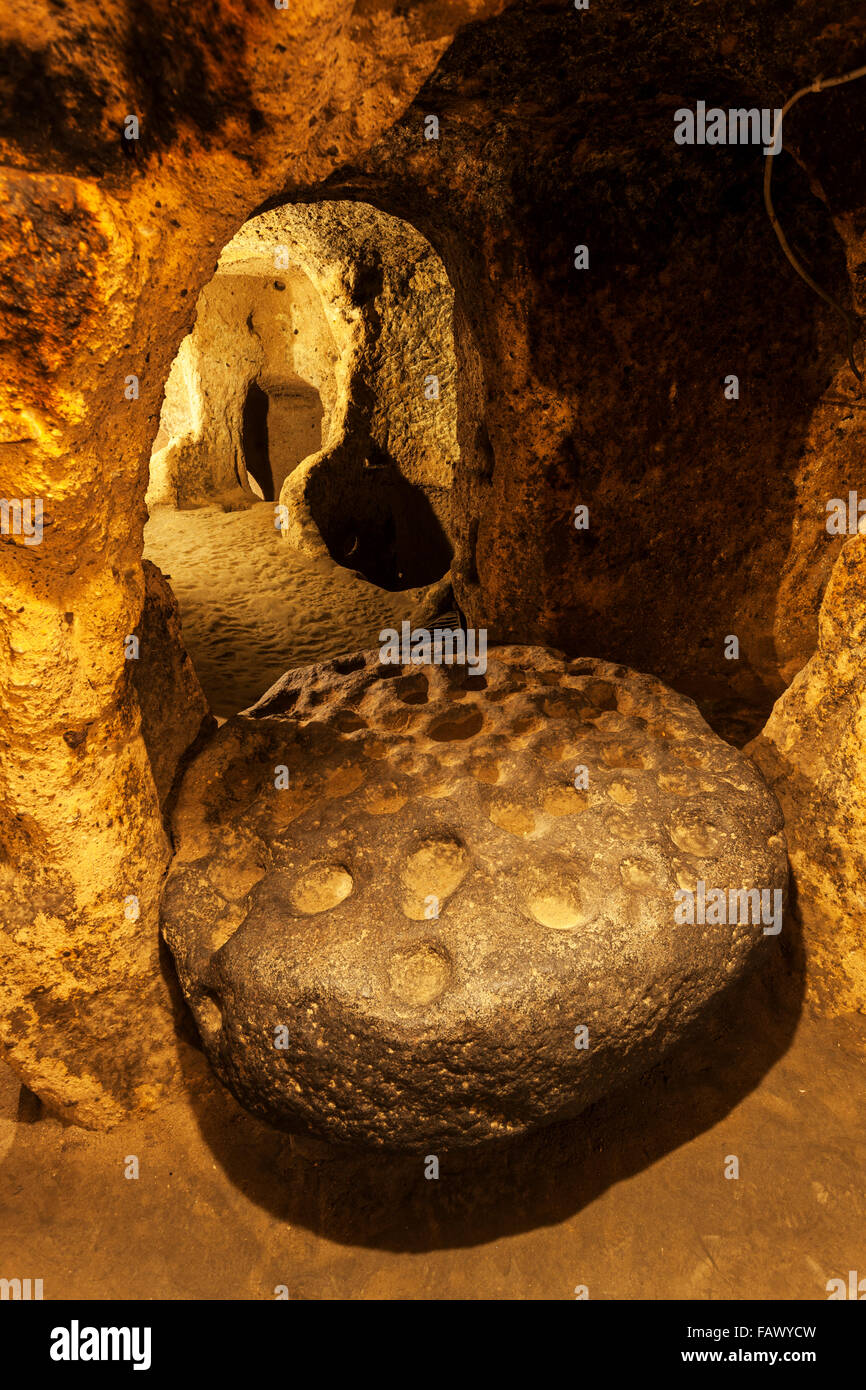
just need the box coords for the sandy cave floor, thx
[1,960,864,1300]
[143,502,419,718]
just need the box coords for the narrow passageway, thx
[144,199,459,714]
[143,503,419,718]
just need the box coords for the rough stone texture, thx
[162,646,787,1150]
[747,535,866,1016]
[0,0,504,1125]
[141,502,426,718]
[294,1,866,739]
[1,0,863,1130]
[223,202,459,589]
[147,260,337,508]
[133,561,215,808]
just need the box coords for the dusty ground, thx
[143,502,418,717]
[1,948,863,1301]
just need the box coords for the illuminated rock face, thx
[146,257,338,509]
[134,561,215,809]
[161,648,787,1149]
[0,0,504,1126]
[1,0,865,1134]
[147,200,459,589]
[748,536,866,1016]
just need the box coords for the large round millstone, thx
[161,646,788,1150]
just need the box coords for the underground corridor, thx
[143,199,458,718]
[4,0,866,1314]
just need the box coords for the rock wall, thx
[133,560,215,810]
[147,195,460,594]
[147,262,337,508]
[223,201,460,589]
[296,2,866,738]
[748,535,866,1014]
[2,0,865,1129]
[267,1,866,1014]
[0,0,504,1125]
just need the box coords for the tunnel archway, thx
[146,254,337,511]
[143,199,462,717]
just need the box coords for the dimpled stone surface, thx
[160,646,788,1150]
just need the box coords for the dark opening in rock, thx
[241,381,273,501]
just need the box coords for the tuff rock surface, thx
[162,646,787,1149]
[226,201,459,589]
[748,535,866,1015]
[1,0,864,1130]
[300,1,866,737]
[134,560,215,810]
[146,250,338,510]
[147,198,459,560]
[0,0,503,1125]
